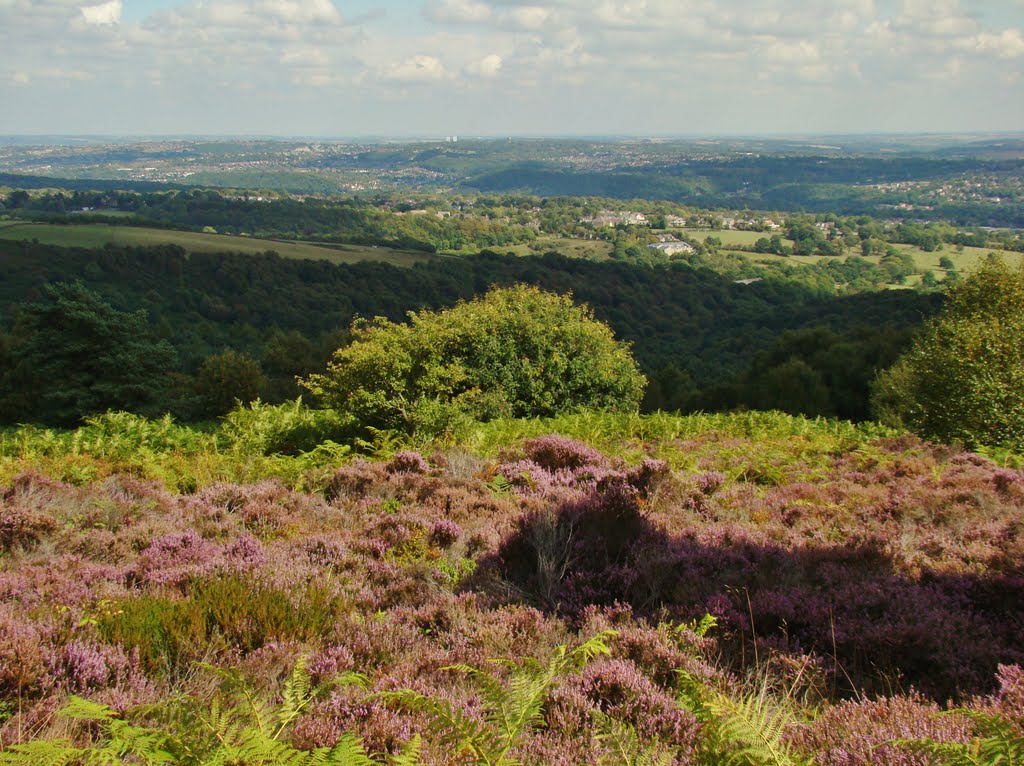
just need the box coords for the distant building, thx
[649,241,696,256]
[588,211,650,227]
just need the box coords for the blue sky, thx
[1,0,1023,136]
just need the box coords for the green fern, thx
[592,712,678,766]
[0,696,176,766]
[897,709,1024,766]
[381,630,616,766]
[0,659,379,766]
[384,734,426,766]
[677,672,812,766]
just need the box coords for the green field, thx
[501,236,614,260]
[0,222,435,267]
[681,228,773,247]
[682,227,1022,273]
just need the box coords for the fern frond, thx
[379,690,500,764]
[383,633,615,766]
[387,734,426,766]
[593,712,677,766]
[58,697,120,722]
[0,740,90,766]
[569,630,617,670]
[677,673,810,766]
[0,698,176,766]
[708,689,807,766]
[271,655,315,738]
[321,732,376,765]
[897,708,1024,766]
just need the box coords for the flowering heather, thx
[794,694,975,766]
[385,451,430,475]
[520,435,611,472]
[131,530,222,587]
[0,605,46,696]
[0,417,1022,762]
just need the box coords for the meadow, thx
[0,405,1022,764]
[681,228,1023,273]
[0,222,433,268]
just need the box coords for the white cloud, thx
[280,48,330,68]
[1,0,1023,133]
[964,28,1024,58]
[466,53,503,76]
[425,0,492,23]
[593,0,649,28]
[500,5,552,30]
[256,0,342,23]
[382,54,447,82]
[80,0,121,25]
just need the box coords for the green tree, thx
[193,349,267,417]
[872,258,1024,450]
[1,282,177,426]
[302,286,646,436]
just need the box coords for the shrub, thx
[302,286,646,438]
[218,398,352,456]
[873,258,1024,451]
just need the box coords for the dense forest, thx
[0,240,939,426]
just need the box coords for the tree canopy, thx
[0,282,177,426]
[872,257,1024,451]
[302,285,646,436]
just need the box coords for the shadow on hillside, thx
[477,484,1024,701]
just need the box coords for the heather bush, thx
[520,435,611,472]
[43,641,155,709]
[0,410,1023,764]
[0,606,46,699]
[488,453,670,612]
[795,694,974,766]
[572,658,699,746]
[385,451,430,475]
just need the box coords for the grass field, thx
[681,227,1022,273]
[482,235,614,260]
[0,221,435,267]
[680,228,772,247]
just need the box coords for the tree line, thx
[0,240,939,426]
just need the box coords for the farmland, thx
[0,221,434,267]
[682,227,1023,273]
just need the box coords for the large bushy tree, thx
[1,282,177,426]
[872,257,1024,450]
[302,285,646,435]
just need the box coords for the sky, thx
[1,0,1023,136]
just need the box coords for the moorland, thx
[0,135,1023,765]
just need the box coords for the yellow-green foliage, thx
[303,286,647,438]
[0,407,909,492]
[677,672,813,766]
[98,577,347,676]
[873,257,1024,451]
